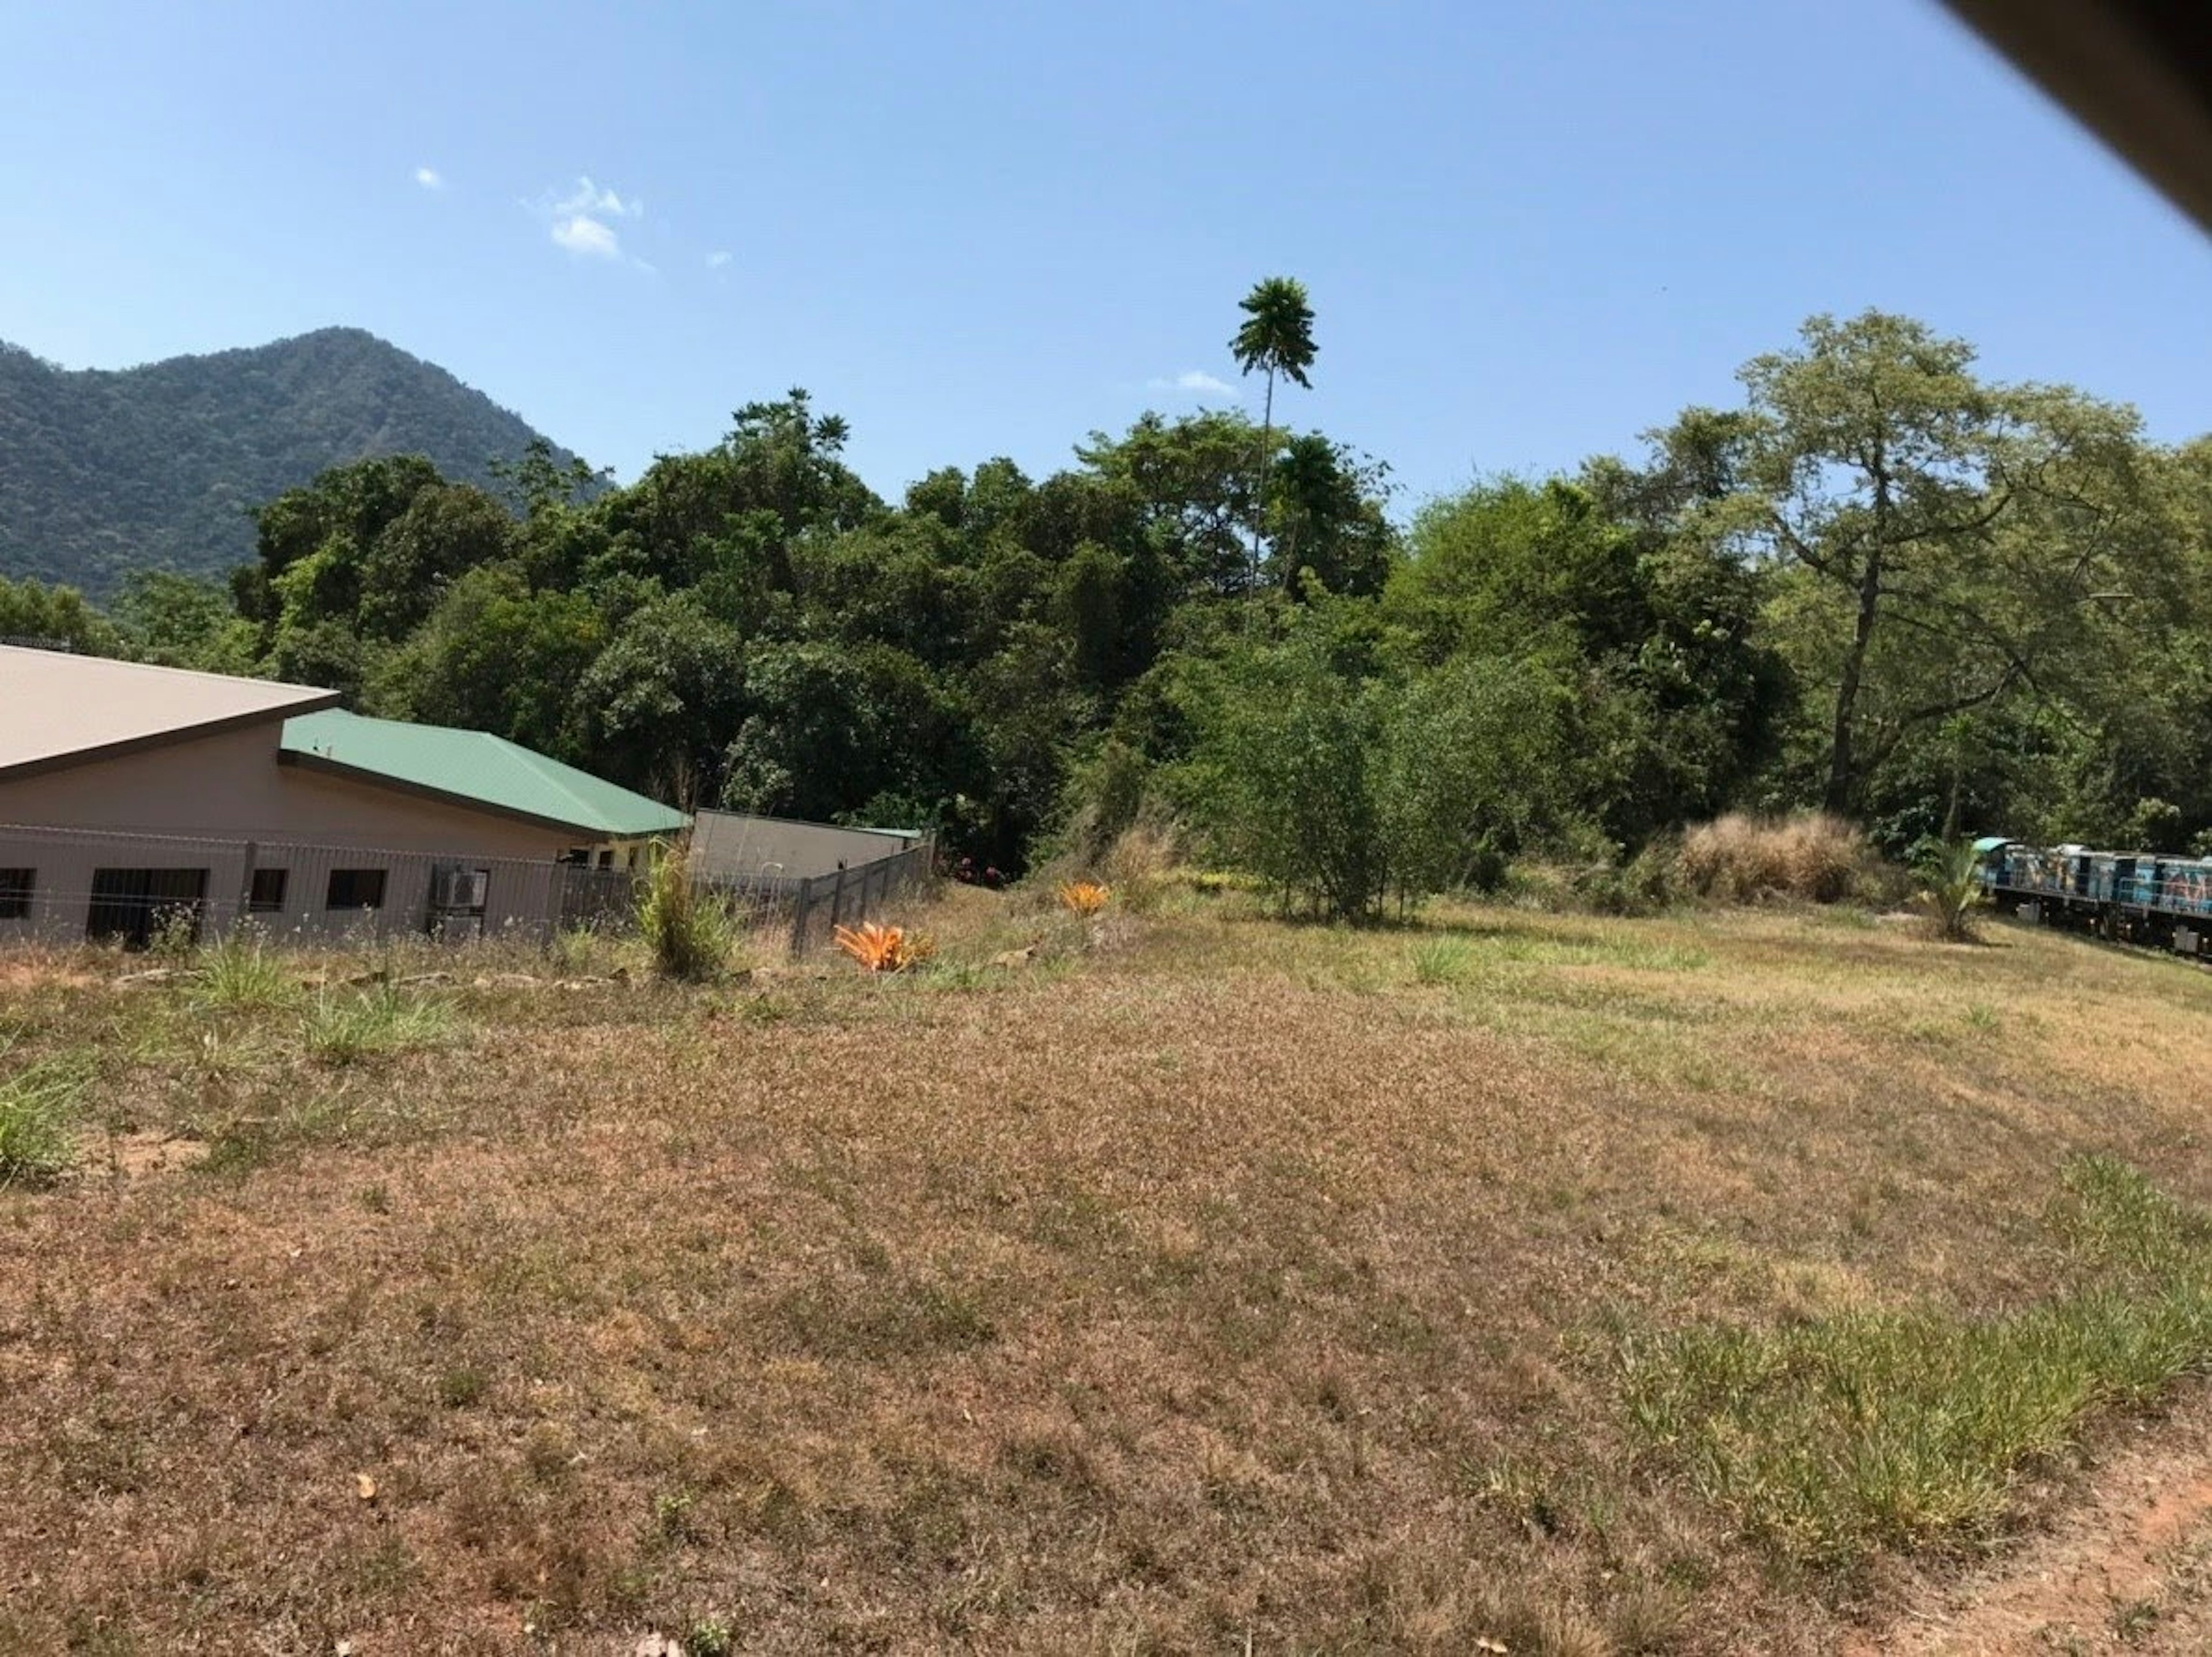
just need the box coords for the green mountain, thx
[0,328,582,597]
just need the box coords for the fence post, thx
[789,874,812,957]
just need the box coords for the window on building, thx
[560,848,592,867]
[325,869,387,910]
[597,848,615,869]
[248,867,288,913]
[0,868,32,920]
[86,867,208,950]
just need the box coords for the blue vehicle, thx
[1979,836,2212,955]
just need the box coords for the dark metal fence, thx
[787,840,938,953]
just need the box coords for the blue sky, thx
[3,1,2207,511]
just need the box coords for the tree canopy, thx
[14,298,2211,915]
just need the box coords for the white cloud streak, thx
[414,165,444,190]
[706,250,733,269]
[1147,369,1242,398]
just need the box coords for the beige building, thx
[689,808,924,884]
[0,646,685,945]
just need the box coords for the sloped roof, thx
[0,644,338,779]
[281,709,687,839]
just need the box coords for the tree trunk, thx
[1251,369,1275,598]
[1823,547,1883,814]
[1824,450,1892,816]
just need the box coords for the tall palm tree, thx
[1229,277,1317,596]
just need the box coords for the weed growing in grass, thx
[1408,936,1475,985]
[0,1045,82,1185]
[685,1618,735,1657]
[1623,1158,2212,1574]
[187,931,300,1013]
[638,840,737,983]
[302,983,457,1066]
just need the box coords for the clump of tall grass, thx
[638,839,737,983]
[1624,1158,2212,1575]
[1099,820,1183,915]
[187,930,301,1013]
[1408,937,1476,985]
[1676,813,1867,905]
[302,983,457,1067]
[0,1042,84,1186]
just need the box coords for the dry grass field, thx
[7,883,2212,1654]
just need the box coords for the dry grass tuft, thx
[1677,812,1870,905]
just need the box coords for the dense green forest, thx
[8,293,2211,912]
[0,328,581,596]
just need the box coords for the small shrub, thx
[188,930,300,1013]
[833,922,934,973]
[1677,813,1866,905]
[303,984,456,1066]
[1913,837,1984,942]
[638,840,736,983]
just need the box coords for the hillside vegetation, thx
[0,329,579,595]
[5,890,2212,1651]
[9,297,2212,896]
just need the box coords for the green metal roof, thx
[281,709,688,839]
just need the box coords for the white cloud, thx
[534,175,650,263]
[551,214,622,259]
[414,165,444,190]
[554,175,642,219]
[1147,369,1242,398]
[706,250,733,269]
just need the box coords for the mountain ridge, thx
[0,327,584,596]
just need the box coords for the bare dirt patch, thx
[99,1128,211,1179]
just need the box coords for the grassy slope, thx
[5,893,2212,1654]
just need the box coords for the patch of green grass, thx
[187,932,301,1014]
[302,983,458,1067]
[0,1042,86,1186]
[437,1364,490,1408]
[1407,936,1475,985]
[1623,1158,2212,1574]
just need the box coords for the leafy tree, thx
[0,575,123,656]
[111,570,256,672]
[372,564,605,758]
[1267,435,1395,599]
[1229,276,1319,591]
[1682,310,2154,815]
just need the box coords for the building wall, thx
[0,718,587,945]
[690,809,919,882]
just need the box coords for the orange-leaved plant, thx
[833,922,934,972]
[1058,881,1111,917]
